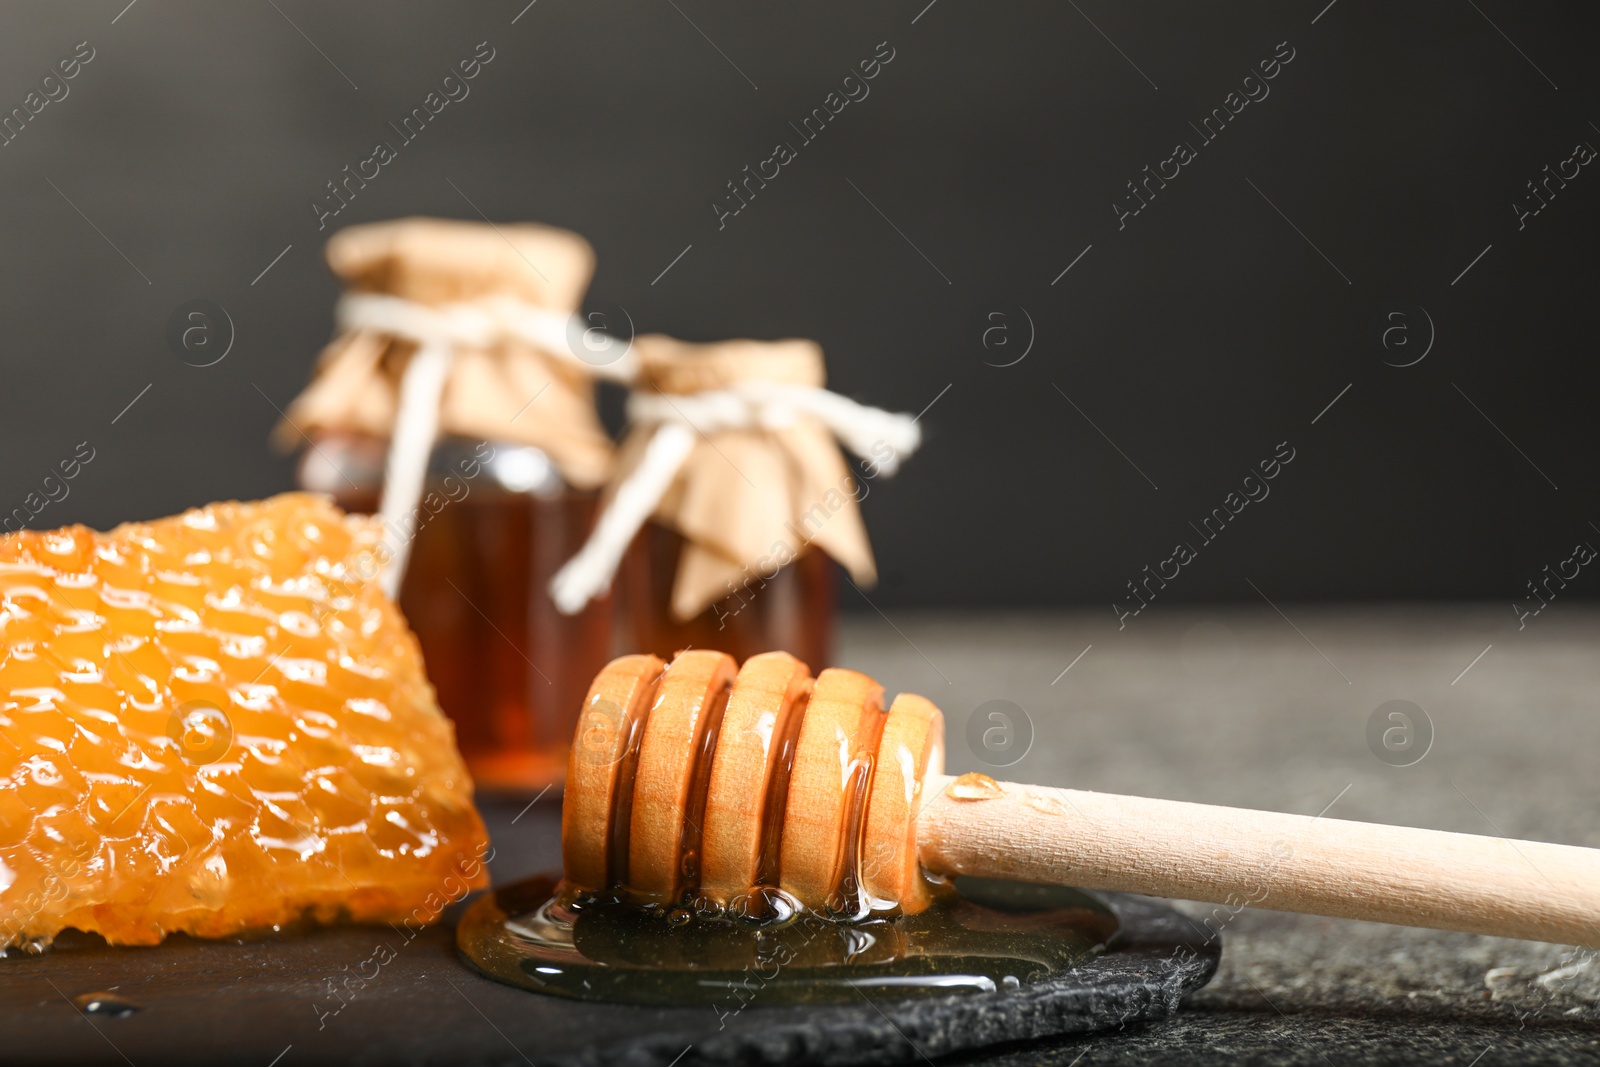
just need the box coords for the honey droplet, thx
[1022,791,1070,817]
[72,991,141,1017]
[946,772,1004,801]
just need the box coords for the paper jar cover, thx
[617,334,878,620]
[278,217,613,490]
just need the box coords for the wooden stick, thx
[916,775,1600,948]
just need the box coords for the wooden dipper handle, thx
[917,775,1600,948]
[567,651,1600,947]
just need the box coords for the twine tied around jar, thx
[336,290,635,595]
[280,218,618,597]
[549,335,923,618]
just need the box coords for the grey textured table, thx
[827,607,1600,1065]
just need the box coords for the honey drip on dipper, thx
[567,650,936,920]
[456,650,1118,1006]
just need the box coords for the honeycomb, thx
[0,494,489,950]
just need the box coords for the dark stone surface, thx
[945,1013,1600,1067]
[5,608,1599,1065]
[0,798,1215,1067]
[476,891,1218,1067]
[830,609,1600,1066]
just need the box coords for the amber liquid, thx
[457,876,1118,1006]
[619,523,837,668]
[399,491,612,792]
[305,440,612,794]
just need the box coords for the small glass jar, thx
[280,216,620,794]
[563,333,914,672]
[619,522,837,668]
[300,432,612,792]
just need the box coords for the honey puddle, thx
[457,876,1118,1007]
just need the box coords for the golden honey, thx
[461,649,1115,1008]
[619,523,837,669]
[459,876,1117,1006]
[0,494,488,951]
[301,433,613,793]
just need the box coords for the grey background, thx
[1,1,1596,613]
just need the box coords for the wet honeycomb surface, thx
[0,494,488,950]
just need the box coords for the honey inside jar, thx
[300,433,612,793]
[619,523,837,669]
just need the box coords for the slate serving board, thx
[0,797,1218,1067]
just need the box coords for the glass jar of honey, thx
[549,334,922,670]
[299,434,611,792]
[280,218,623,793]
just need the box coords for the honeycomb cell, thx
[0,494,489,950]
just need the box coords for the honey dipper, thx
[563,650,1600,946]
